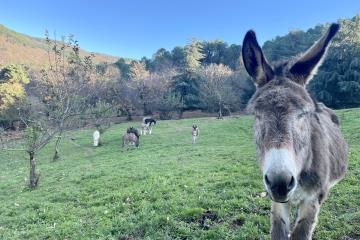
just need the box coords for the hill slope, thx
[0,109,359,239]
[0,24,118,68]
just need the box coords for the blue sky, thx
[0,0,359,59]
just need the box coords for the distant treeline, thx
[115,14,360,110]
[1,14,360,131]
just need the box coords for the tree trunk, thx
[143,103,152,115]
[218,103,223,119]
[29,151,39,189]
[53,133,62,161]
[143,102,147,115]
[224,105,232,117]
[126,109,132,121]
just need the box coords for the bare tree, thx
[128,61,154,115]
[24,122,55,188]
[99,65,137,120]
[37,32,99,160]
[0,99,57,189]
[151,67,181,119]
[198,63,233,118]
[84,100,119,146]
[129,61,180,117]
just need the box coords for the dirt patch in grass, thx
[230,217,245,229]
[198,209,219,230]
[118,236,136,240]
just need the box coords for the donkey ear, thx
[289,23,340,85]
[242,30,274,87]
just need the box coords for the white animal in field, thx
[141,122,151,135]
[148,125,153,135]
[93,130,100,146]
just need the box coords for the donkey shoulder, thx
[315,102,340,125]
[312,102,348,184]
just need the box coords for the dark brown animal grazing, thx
[122,127,140,148]
[242,23,348,240]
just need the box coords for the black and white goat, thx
[141,117,156,135]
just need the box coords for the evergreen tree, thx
[114,58,131,79]
[171,39,205,117]
[265,14,360,108]
[184,39,204,73]
[171,46,186,68]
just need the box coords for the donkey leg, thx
[291,199,320,240]
[271,202,290,240]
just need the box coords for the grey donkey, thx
[242,23,348,240]
[122,127,140,149]
[192,124,199,144]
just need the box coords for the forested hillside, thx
[0,24,118,68]
[1,14,359,132]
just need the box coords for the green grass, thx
[0,109,359,239]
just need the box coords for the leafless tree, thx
[128,61,154,115]
[37,32,100,160]
[0,99,57,189]
[198,63,234,118]
[100,65,137,120]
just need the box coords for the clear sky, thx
[0,0,359,59]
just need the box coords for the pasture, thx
[0,109,359,239]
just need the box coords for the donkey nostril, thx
[288,176,295,190]
[265,175,271,186]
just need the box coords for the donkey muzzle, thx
[264,171,295,202]
[263,148,297,202]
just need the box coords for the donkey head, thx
[242,24,339,202]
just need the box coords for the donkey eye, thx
[297,112,306,119]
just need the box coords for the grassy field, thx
[0,109,359,239]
